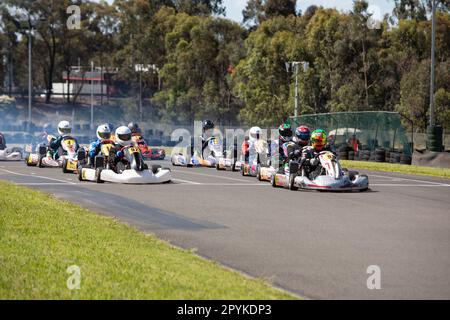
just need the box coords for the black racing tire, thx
[25,154,35,166]
[256,164,262,181]
[95,168,104,183]
[289,174,298,191]
[271,174,277,188]
[62,158,70,173]
[78,167,84,181]
[400,154,412,165]
[151,165,162,174]
[231,162,236,172]
[38,155,44,168]
[241,165,245,176]
[348,151,355,161]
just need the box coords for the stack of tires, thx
[348,150,355,160]
[338,146,350,160]
[427,126,443,152]
[389,152,401,163]
[400,154,412,165]
[374,148,386,162]
[359,150,371,161]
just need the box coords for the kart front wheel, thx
[62,159,70,174]
[95,168,104,183]
[289,174,298,191]
[38,155,44,168]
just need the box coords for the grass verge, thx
[340,160,450,179]
[0,181,296,299]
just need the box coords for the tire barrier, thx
[426,126,443,152]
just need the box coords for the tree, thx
[243,0,296,27]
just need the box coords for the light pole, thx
[27,22,32,133]
[90,61,94,130]
[135,64,158,122]
[429,0,436,127]
[286,61,309,118]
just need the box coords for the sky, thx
[222,0,396,23]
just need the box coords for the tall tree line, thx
[0,0,448,129]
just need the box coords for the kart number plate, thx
[128,147,139,154]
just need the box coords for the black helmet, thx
[202,120,214,132]
[127,122,141,134]
[278,123,293,143]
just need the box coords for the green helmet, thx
[311,129,327,150]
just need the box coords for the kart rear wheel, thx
[95,168,104,183]
[289,174,298,191]
[25,155,35,167]
[256,165,262,181]
[271,174,277,188]
[78,167,84,181]
[241,165,245,176]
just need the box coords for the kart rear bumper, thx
[81,168,172,184]
[0,149,22,161]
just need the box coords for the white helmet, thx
[249,126,262,142]
[115,126,132,146]
[58,120,71,135]
[96,124,111,140]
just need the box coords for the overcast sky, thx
[222,0,395,23]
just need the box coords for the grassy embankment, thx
[340,160,450,179]
[0,181,296,299]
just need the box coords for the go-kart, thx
[78,144,171,184]
[240,139,273,180]
[25,135,83,173]
[0,147,23,161]
[270,151,369,192]
[172,136,223,168]
[132,135,166,160]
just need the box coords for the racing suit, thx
[49,135,78,160]
[89,139,114,165]
[300,145,334,179]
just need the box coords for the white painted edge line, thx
[0,168,77,185]
[15,183,78,186]
[172,169,256,183]
[370,174,449,186]
[371,184,450,187]
[171,178,202,185]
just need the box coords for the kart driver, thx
[299,129,328,178]
[287,126,312,160]
[114,126,133,162]
[49,120,78,160]
[275,123,293,173]
[247,126,263,163]
[88,124,113,165]
[128,122,142,136]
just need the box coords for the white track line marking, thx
[15,183,78,186]
[171,182,269,186]
[0,168,76,185]
[371,184,450,187]
[172,169,255,183]
[370,174,449,186]
[172,178,201,185]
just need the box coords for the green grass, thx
[340,160,450,179]
[0,181,296,300]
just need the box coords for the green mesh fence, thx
[290,112,412,155]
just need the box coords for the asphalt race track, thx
[1,160,450,299]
